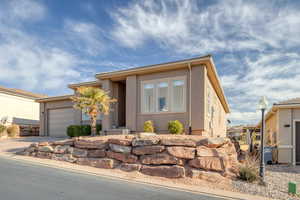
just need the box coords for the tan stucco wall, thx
[277,109,293,163]
[39,99,81,136]
[0,93,40,125]
[204,75,227,137]
[136,68,190,133]
[265,111,278,146]
[100,65,227,136]
[126,75,137,131]
[271,108,300,164]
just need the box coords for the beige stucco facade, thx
[0,92,41,125]
[264,99,300,165]
[205,73,227,137]
[38,56,230,137]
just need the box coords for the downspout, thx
[291,109,295,165]
[188,63,192,135]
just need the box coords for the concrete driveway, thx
[0,137,65,154]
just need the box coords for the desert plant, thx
[71,87,116,136]
[168,120,184,134]
[0,124,6,133]
[7,124,20,137]
[143,120,155,133]
[238,155,259,182]
[0,124,6,137]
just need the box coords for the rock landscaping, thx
[19,135,238,181]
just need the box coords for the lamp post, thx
[258,96,268,182]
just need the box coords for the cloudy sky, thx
[0,0,300,125]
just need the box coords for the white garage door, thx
[48,108,75,137]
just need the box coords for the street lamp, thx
[258,96,268,181]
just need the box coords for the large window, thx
[158,82,169,112]
[143,83,155,112]
[141,77,186,113]
[82,111,102,121]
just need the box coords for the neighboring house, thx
[227,125,260,144]
[262,98,300,165]
[37,55,230,137]
[0,86,46,125]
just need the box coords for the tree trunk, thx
[91,114,97,136]
[90,108,98,136]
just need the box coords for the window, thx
[143,83,155,113]
[158,82,168,112]
[172,80,184,112]
[82,111,102,121]
[141,77,186,113]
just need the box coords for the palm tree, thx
[71,87,116,136]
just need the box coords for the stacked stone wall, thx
[20,135,238,180]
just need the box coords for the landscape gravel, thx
[231,165,300,200]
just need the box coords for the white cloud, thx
[111,0,300,54]
[64,20,103,56]
[221,52,300,125]
[0,1,88,95]
[112,0,300,125]
[0,0,45,23]
[0,30,81,93]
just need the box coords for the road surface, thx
[0,156,230,200]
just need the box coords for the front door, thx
[296,122,300,164]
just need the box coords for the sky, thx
[0,0,300,125]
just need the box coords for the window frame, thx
[141,76,186,114]
[81,111,102,121]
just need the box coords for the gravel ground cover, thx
[231,165,300,200]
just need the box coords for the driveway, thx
[0,137,64,154]
[0,156,227,200]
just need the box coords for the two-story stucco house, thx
[37,55,230,137]
[0,86,46,125]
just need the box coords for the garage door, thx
[48,108,75,137]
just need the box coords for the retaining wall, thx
[20,135,239,180]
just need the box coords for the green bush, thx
[67,124,102,137]
[143,120,155,133]
[7,124,20,137]
[0,124,6,133]
[81,125,91,136]
[96,124,102,135]
[168,120,183,134]
[0,124,6,137]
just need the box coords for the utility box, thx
[288,182,297,195]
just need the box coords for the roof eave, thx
[68,81,102,89]
[95,55,212,80]
[36,95,74,103]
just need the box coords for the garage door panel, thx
[48,108,75,137]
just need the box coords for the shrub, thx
[168,120,184,134]
[81,125,91,136]
[238,155,259,182]
[67,125,81,137]
[7,124,20,137]
[0,124,6,137]
[143,120,155,133]
[96,124,102,135]
[67,124,102,137]
[0,124,6,133]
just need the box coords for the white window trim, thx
[141,76,186,114]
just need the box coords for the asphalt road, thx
[0,157,230,200]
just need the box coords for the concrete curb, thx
[0,152,270,200]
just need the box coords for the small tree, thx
[71,87,116,136]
